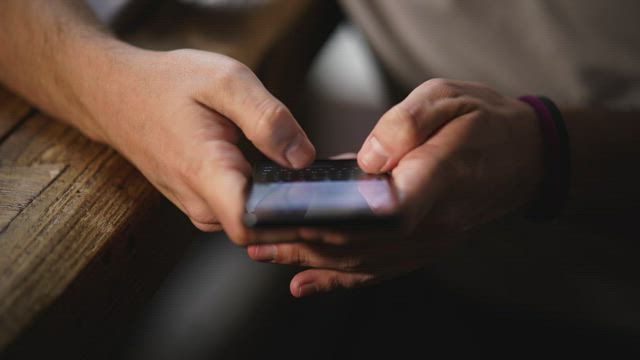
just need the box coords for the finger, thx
[358,81,479,173]
[289,269,376,297]
[190,220,223,232]
[248,228,304,244]
[170,190,223,232]
[196,60,315,168]
[194,139,254,245]
[247,242,365,271]
[149,177,224,232]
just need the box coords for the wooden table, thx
[0,1,340,357]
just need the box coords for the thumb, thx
[197,60,315,168]
[357,92,471,174]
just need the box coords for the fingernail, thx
[360,136,388,172]
[252,245,277,261]
[298,283,319,297]
[286,135,314,169]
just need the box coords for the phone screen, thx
[243,160,401,228]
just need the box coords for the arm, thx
[0,0,119,140]
[0,0,316,242]
[563,108,640,215]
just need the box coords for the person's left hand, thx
[246,79,545,297]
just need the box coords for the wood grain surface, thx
[0,164,66,231]
[0,110,159,350]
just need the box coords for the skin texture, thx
[248,79,546,296]
[248,79,640,297]
[1,1,639,298]
[0,0,315,242]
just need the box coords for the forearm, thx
[563,108,640,215]
[0,0,134,141]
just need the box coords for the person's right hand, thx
[80,48,315,243]
[246,78,544,297]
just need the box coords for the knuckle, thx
[164,48,198,63]
[324,232,349,245]
[472,103,490,119]
[467,80,501,98]
[458,97,489,120]
[423,77,448,88]
[451,96,486,117]
[358,273,378,287]
[212,60,253,95]
[185,203,218,225]
[176,157,201,185]
[191,220,222,233]
[339,273,375,289]
[326,273,342,290]
[290,247,308,266]
[218,59,251,80]
[423,78,460,98]
[179,142,250,186]
[176,158,211,189]
[252,99,289,141]
[229,228,251,246]
[191,221,209,231]
[389,105,422,145]
[340,256,364,272]
[275,245,302,265]
[342,276,360,288]
[469,80,492,92]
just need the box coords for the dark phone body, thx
[243,159,402,229]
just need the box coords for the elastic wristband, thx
[519,95,570,220]
[538,96,571,215]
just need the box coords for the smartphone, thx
[243,159,402,229]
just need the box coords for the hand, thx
[82,48,315,243]
[247,79,544,297]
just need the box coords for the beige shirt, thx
[341,0,640,109]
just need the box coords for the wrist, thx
[510,98,546,212]
[55,35,145,144]
[518,95,571,220]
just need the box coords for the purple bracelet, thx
[519,95,568,220]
